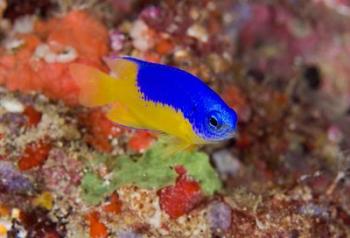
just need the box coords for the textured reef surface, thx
[0,0,350,237]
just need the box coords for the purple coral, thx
[299,203,330,220]
[0,161,33,194]
[0,113,27,135]
[207,200,232,235]
[117,230,143,238]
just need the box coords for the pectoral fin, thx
[158,135,197,158]
[106,102,146,129]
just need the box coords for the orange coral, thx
[86,211,108,238]
[79,109,125,153]
[103,193,122,214]
[23,105,42,127]
[127,131,156,153]
[0,10,109,105]
[155,38,174,55]
[143,51,161,63]
[35,10,108,60]
[18,140,52,171]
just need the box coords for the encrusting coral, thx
[0,10,108,105]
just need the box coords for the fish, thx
[69,56,238,151]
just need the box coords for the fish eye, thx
[208,112,222,130]
[209,116,218,127]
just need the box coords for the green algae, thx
[81,142,222,205]
[81,172,110,205]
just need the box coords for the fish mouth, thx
[221,131,237,141]
[225,131,237,139]
[204,131,237,144]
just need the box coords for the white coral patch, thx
[130,20,155,51]
[34,43,78,63]
[187,24,209,42]
[14,15,35,34]
[0,98,24,113]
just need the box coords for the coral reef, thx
[0,0,349,237]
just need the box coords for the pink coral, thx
[41,148,83,195]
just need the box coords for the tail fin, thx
[69,64,120,107]
[69,59,148,130]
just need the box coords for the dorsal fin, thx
[103,57,138,82]
[69,58,140,107]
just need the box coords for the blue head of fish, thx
[193,99,238,142]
